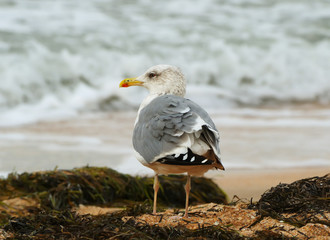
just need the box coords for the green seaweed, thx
[0,166,227,210]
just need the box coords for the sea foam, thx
[1,0,330,126]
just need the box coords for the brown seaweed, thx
[4,209,243,240]
[257,174,329,213]
[1,168,329,239]
[256,173,330,227]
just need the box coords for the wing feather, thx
[133,95,221,165]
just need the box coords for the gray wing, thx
[133,95,221,164]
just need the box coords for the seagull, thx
[119,65,224,217]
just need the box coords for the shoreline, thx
[1,110,329,201]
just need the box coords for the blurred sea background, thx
[1,0,330,177]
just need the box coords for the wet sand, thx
[0,110,329,200]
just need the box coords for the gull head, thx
[120,65,186,97]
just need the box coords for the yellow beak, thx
[119,77,144,88]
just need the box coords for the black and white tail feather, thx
[157,148,213,165]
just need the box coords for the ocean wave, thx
[1,0,330,126]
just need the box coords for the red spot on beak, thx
[122,83,129,87]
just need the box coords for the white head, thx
[119,65,186,97]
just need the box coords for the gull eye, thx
[148,72,156,78]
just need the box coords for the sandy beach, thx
[1,109,329,201]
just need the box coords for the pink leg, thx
[153,174,159,215]
[184,174,191,218]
